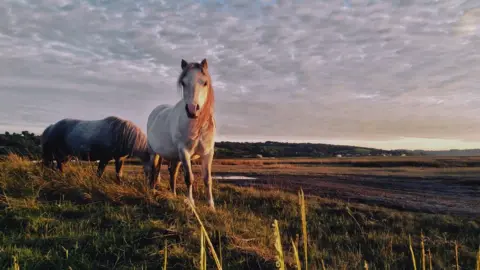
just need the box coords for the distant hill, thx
[213,141,412,158]
[0,130,416,159]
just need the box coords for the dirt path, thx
[216,173,480,217]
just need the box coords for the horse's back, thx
[66,119,112,151]
[49,119,81,141]
[147,104,171,128]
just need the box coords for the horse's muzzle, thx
[185,104,198,119]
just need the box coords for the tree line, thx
[0,131,416,159]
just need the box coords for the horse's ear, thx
[200,58,208,70]
[181,59,188,70]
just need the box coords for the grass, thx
[0,154,479,269]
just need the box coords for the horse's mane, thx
[176,63,215,138]
[104,116,149,159]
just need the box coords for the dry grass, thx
[121,156,480,179]
[0,154,479,269]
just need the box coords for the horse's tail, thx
[108,117,148,159]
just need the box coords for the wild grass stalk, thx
[428,249,433,270]
[163,240,168,270]
[185,199,222,270]
[299,188,308,270]
[476,246,480,270]
[200,229,206,270]
[409,235,417,270]
[455,241,460,270]
[291,238,301,270]
[11,255,20,270]
[218,232,223,269]
[273,219,285,270]
[421,232,426,270]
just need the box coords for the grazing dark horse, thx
[41,116,151,182]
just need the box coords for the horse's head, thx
[133,150,152,179]
[40,124,53,146]
[40,124,54,168]
[178,58,213,119]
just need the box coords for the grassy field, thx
[0,154,479,269]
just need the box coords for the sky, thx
[0,0,479,150]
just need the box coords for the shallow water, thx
[213,175,257,180]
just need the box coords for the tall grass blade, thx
[299,188,308,270]
[428,249,433,270]
[421,232,426,270]
[476,246,480,270]
[185,199,223,270]
[273,219,285,270]
[200,229,206,270]
[321,259,326,270]
[409,235,417,270]
[218,231,223,269]
[291,238,301,270]
[11,255,20,270]
[163,240,168,270]
[455,241,459,270]
[364,260,369,270]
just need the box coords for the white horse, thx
[147,58,216,210]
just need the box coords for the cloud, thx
[0,0,479,149]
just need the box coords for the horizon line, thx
[2,128,480,152]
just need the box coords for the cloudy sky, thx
[0,0,479,150]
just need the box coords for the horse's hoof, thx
[184,198,195,208]
[209,202,216,211]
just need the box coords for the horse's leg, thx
[149,154,160,189]
[154,156,163,188]
[42,147,53,170]
[56,158,64,173]
[114,158,124,184]
[201,151,215,210]
[168,159,181,196]
[96,160,108,179]
[42,157,52,171]
[179,150,195,206]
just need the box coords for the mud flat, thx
[214,172,480,216]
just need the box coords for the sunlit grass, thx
[0,154,479,269]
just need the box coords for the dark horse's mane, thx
[103,116,148,157]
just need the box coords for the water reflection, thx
[213,175,257,180]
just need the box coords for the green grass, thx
[0,154,479,269]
